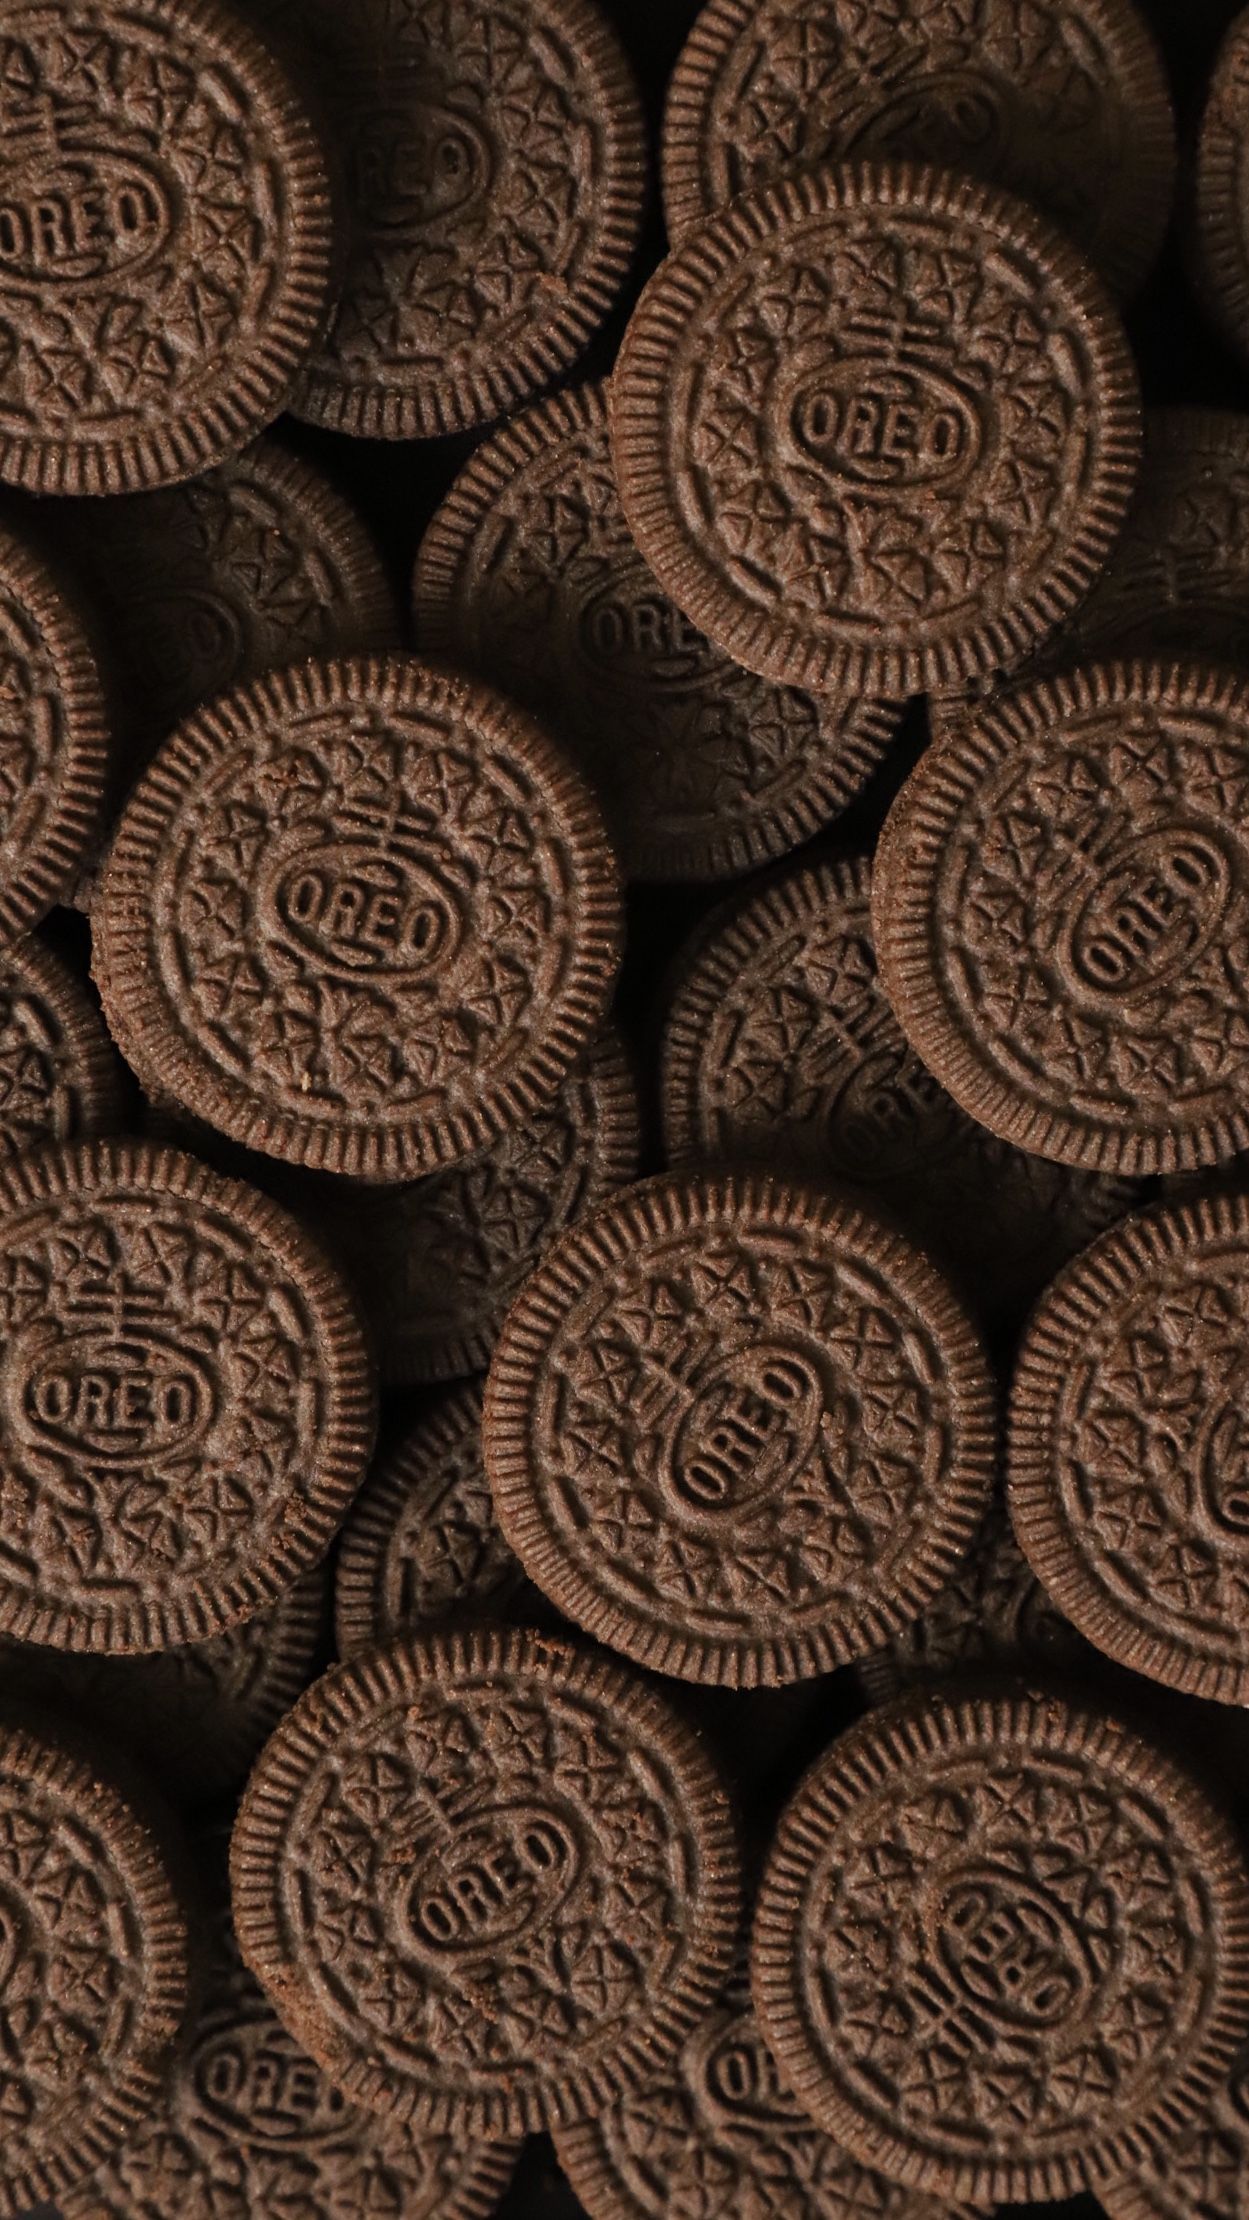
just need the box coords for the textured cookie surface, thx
[0,0,334,492]
[753,1688,1249,2203]
[1100,2038,1249,2219]
[485,1173,996,1684]
[415,382,899,880]
[1194,7,1249,365]
[0,938,122,1157]
[874,662,1249,1173]
[231,1627,740,2136]
[95,656,622,1181]
[0,1140,374,1652]
[612,162,1140,698]
[0,523,107,943]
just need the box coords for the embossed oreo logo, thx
[826,1037,956,1180]
[21,1335,217,1462]
[847,70,1008,166]
[193,2020,350,2147]
[578,575,708,691]
[687,2010,796,2131]
[935,1867,1095,2029]
[1199,1399,1249,1539]
[668,1345,824,1515]
[1067,829,1232,998]
[788,361,981,488]
[275,844,464,977]
[351,101,493,230]
[0,151,173,284]
[143,591,245,704]
[404,1803,580,1959]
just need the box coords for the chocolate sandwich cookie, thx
[0,1713,189,2215]
[335,1384,524,1654]
[3,1569,325,1805]
[0,522,107,943]
[414,383,900,882]
[611,162,1140,699]
[50,439,397,799]
[1009,1194,1249,1705]
[231,1626,740,2136]
[661,854,1135,1323]
[1194,7,1249,367]
[94,656,623,1182]
[1100,2037,1249,2219]
[59,1848,518,2220]
[554,1962,970,2220]
[0,0,334,495]
[752,1687,1249,2204]
[484,1173,996,1686]
[874,662,1249,1175]
[0,936,123,1158]
[244,0,645,439]
[0,1139,374,1653]
[664,0,1174,299]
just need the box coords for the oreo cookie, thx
[0,936,123,1158]
[1100,2037,1249,2218]
[1194,6,1249,365]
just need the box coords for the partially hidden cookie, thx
[484,1173,996,1686]
[243,0,645,439]
[661,853,1136,1322]
[2,1568,325,1805]
[59,1843,519,2220]
[335,1384,524,1655]
[664,0,1175,299]
[230,1626,740,2136]
[753,1686,1249,2204]
[874,661,1249,1175]
[1009,1193,1249,1705]
[1194,6,1249,366]
[554,1961,971,2220]
[94,656,623,1182]
[0,0,335,494]
[0,1712,189,2216]
[414,381,900,881]
[611,161,1141,698]
[0,520,108,943]
[0,1139,375,1653]
[0,936,124,1158]
[1100,2037,1249,2220]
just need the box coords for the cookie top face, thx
[1009,1194,1249,1704]
[484,1173,996,1686]
[414,381,900,882]
[58,1881,518,2220]
[246,0,645,439]
[335,1383,524,1654]
[553,1965,970,2220]
[230,1627,740,2137]
[0,0,334,493]
[0,1715,189,2216]
[752,1688,1249,2205]
[1195,7,1249,365]
[0,937,123,1158]
[1100,2038,1249,2220]
[49,440,398,787]
[663,0,1174,298]
[94,656,623,1182]
[874,662,1249,1175]
[314,1028,639,1385]
[0,522,107,944]
[661,853,1135,1321]
[611,162,1141,699]
[0,1139,375,1653]
[2,1568,324,1804]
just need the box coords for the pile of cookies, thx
[6,1,1249,2218]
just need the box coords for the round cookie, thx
[2,1569,325,1804]
[313,1027,639,1384]
[0,936,123,1158]
[484,1172,996,1686]
[661,853,1135,1321]
[335,1384,524,1654]
[0,1713,189,2215]
[58,1854,518,2220]
[0,0,334,494]
[1194,7,1249,367]
[1100,2038,1249,2220]
[1009,1193,1249,1705]
[94,656,623,1182]
[753,1687,1249,2204]
[414,382,900,881]
[663,0,1174,299]
[874,661,1249,1175]
[230,1626,740,2136]
[0,1138,375,1653]
[611,161,1141,698]
[244,0,645,439]
[554,1964,971,2220]
[0,522,107,943]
